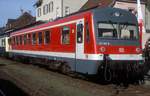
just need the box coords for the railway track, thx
[0,57,150,96]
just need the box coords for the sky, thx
[0,0,36,27]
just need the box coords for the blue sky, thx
[0,0,36,27]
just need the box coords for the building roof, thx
[80,0,147,11]
[5,12,35,32]
[117,0,146,3]
[7,19,16,24]
[80,0,114,11]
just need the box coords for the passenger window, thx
[27,34,31,44]
[24,34,27,45]
[19,36,22,45]
[44,31,50,44]
[32,33,36,45]
[85,22,90,43]
[16,36,19,45]
[77,23,83,43]
[13,37,15,45]
[38,32,43,44]
[62,26,70,44]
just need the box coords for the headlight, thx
[136,48,141,53]
[100,47,106,52]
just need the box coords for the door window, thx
[77,23,83,43]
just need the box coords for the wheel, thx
[61,63,71,74]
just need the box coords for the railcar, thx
[8,7,144,82]
[0,35,9,56]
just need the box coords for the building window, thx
[43,4,49,15]
[65,6,70,16]
[32,33,36,45]
[24,34,27,45]
[37,8,41,17]
[38,32,43,44]
[49,1,53,13]
[56,7,59,18]
[44,31,50,44]
[62,26,70,44]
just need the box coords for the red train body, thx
[8,7,144,81]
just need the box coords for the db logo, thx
[119,48,124,53]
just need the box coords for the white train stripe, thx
[109,54,143,61]
[9,50,75,58]
[9,50,143,61]
[9,50,104,60]
[11,19,84,37]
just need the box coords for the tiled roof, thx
[80,0,114,11]
[80,0,147,11]
[117,0,146,3]
[5,12,35,31]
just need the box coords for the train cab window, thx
[27,34,31,44]
[24,34,27,45]
[44,31,50,44]
[85,22,90,43]
[62,26,70,44]
[38,32,43,44]
[120,25,138,40]
[32,33,36,45]
[77,23,83,43]
[98,29,117,38]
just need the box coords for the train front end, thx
[93,8,144,82]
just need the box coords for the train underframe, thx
[98,59,145,85]
[3,52,146,85]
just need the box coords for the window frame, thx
[44,30,50,44]
[37,8,41,17]
[32,32,36,45]
[61,26,70,45]
[38,32,43,45]
[24,34,27,45]
[27,34,31,45]
[19,35,22,45]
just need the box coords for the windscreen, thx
[97,23,139,40]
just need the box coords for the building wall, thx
[36,0,87,21]
[145,7,150,32]
[62,0,88,17]
[114,1,146,24]
[36,0,62,21]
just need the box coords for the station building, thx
[35,0,88,22]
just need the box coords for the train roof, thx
[92,7,138,25]
[11,7,138,36]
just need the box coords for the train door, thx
[75,20,84,71]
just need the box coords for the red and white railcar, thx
[8,7,143,81]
